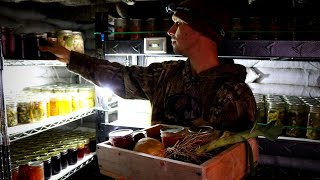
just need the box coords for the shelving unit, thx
[0,57,99,179]
[8,108,96,142]
[4,60,66,67]
[50,152,96,180]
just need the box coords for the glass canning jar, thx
[71,31,84,53]
[17,97,32,124]
[255,100,266,123]
[57,30,73,51]
[67,144,78,165]
[267,101,286,126]
[160,126,186,148]
[306,104,320,140]
[66,86,80,112]
[36,156,52,180]
[6,99,18,127]
[286,103,308,138]
[48,151,61,175]
[27,161,44,180]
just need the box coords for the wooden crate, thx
[97,124,259,180]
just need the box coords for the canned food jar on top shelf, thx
[114,18,128,40]
[57,30,73,51]
[145,18,157,37]
[71,31,84,53]
[130,19,142,40]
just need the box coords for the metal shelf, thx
[8,108,96,142]
[50,152,96,180]
[258,136,320,143]
[4,60,66,66]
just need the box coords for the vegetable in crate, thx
[165,121,283,164]
[133,137,166,157]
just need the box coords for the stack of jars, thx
[6,83,95,127]
[11,129,96,180]
[253,93,320,140]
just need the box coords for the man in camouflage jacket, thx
[40,0,256,132]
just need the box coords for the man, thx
[40,0,256,132]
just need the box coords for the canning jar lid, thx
[188,126,213,134]
[109,129,133,138]
[160,126,184,135]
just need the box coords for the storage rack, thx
[0,54,100,179]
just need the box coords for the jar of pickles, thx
[306,104,320,140]
[286,103,308,138]
[6,99,18,127]
[57,30,73,51]
[267,101,286,126]
[255,101,266,123]
[71,31,84,53]
[17,97,32,124]
[30,95,47,122]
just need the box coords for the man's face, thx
[167,15,201,56]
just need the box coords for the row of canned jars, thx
[254,94,320,140]
[1,27,85,60]
[5,83,95,127]
[11,129,96,180]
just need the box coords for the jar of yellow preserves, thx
[66,86,80,112]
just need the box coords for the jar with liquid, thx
[71,31,84,53]
[11,164,19,180]
[130,19,142,40]
[286,103,308,138]
[30,95,47,122]
[6,99,18,127]
[267,102,286,126]
[36,156,52,180]
[28,161,44,180]
[66,86,80,112]
[306,105,320,140]
[145,18,157,37]
[160,126,186,148]
[67,144,78,165]
[17,97,32,124]
[48,151,61,175]
[114,18,128,40]
[255,101,266,123]
[57,30,73,51]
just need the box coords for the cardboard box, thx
[97,124,259,180]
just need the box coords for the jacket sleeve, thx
[67,51,164,100]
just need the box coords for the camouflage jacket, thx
[68,52,256,132]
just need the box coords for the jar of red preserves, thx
[160,126,186,148]
[108,129,133,149]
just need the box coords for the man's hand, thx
[39,39,71,64]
